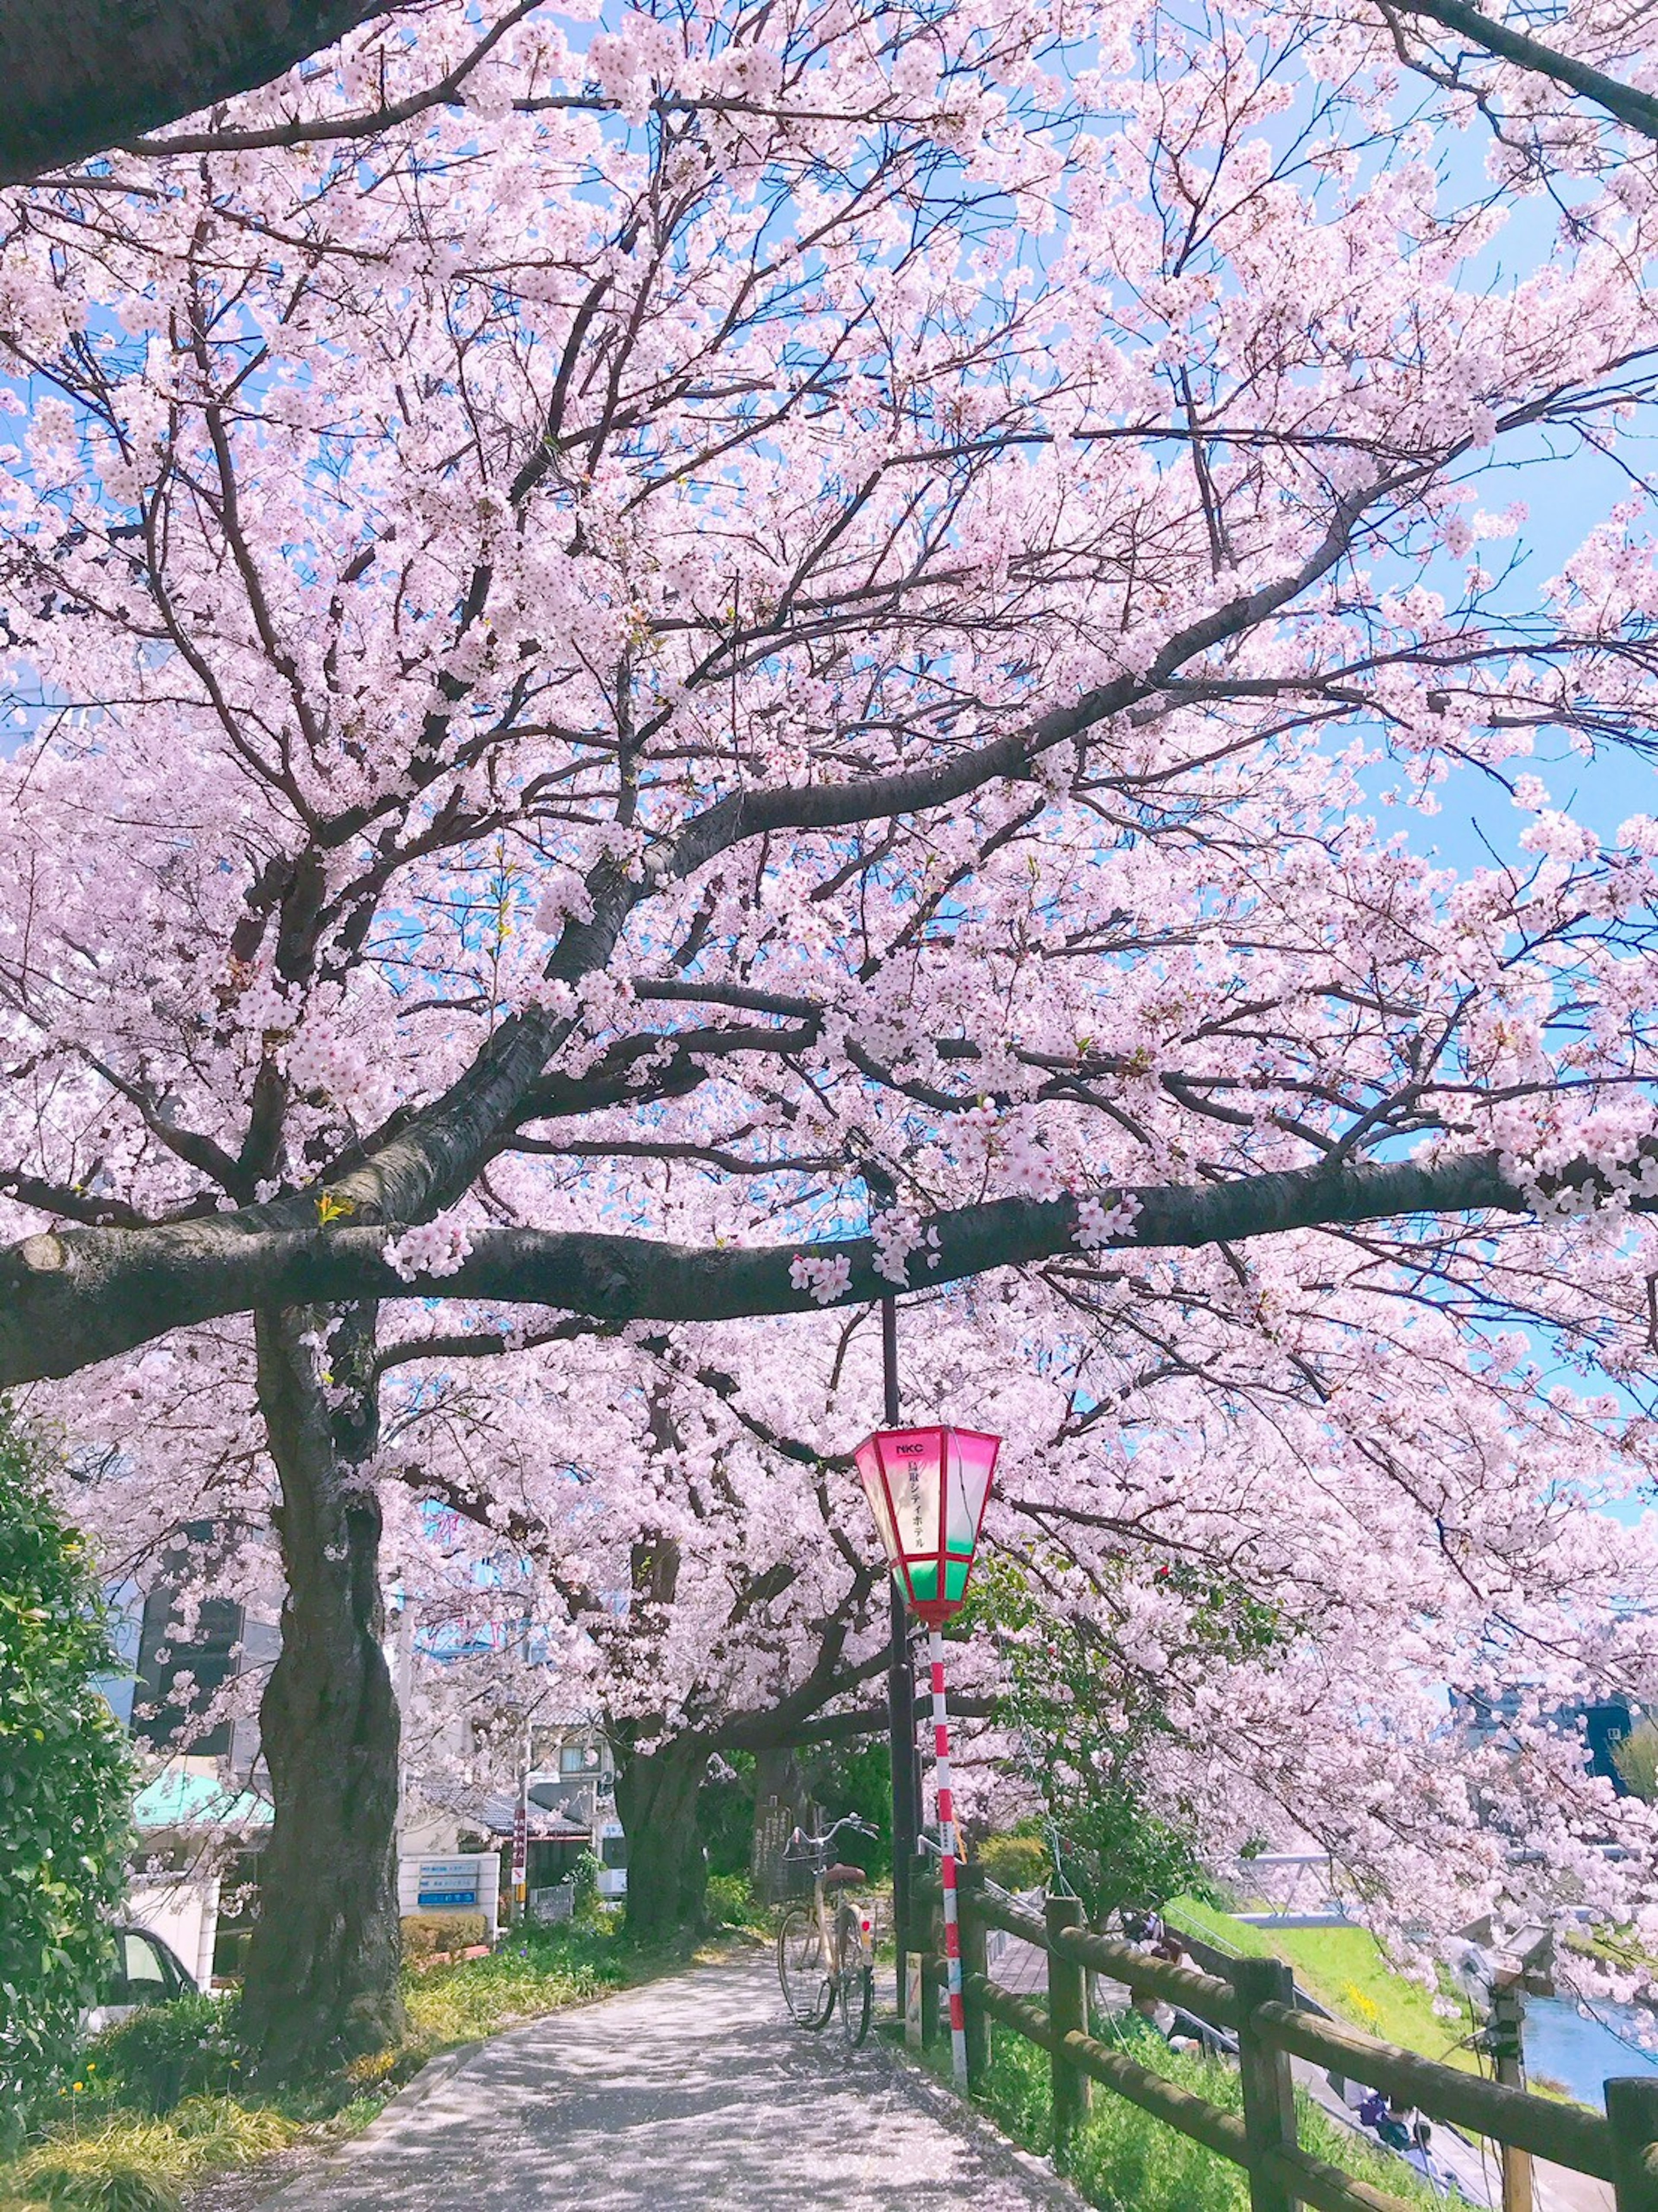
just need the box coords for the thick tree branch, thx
[0,1143,1642,1386]
[1384,0,1658,141]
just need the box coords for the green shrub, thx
[568,1851,601,1918]
[975,1833,1050,1892]
[84,1995,244,2114]
[704,1873,759,1928]
[0,1414,134,2152]
[399,1912,487,1962]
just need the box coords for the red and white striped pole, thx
[928,1626,968,2088]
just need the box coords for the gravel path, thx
[256,1953,1078,2212]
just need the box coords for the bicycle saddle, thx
[822,1863,866,1889]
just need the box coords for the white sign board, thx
[398,1852,500,1939]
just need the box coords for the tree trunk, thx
[613,1732,710,1943]
[0,1,393,182]
[240,1306,405,2080]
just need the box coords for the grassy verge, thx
[1,1914,756,2212]
[1166,1898,1484,2073]
[912,2010,1446,2212]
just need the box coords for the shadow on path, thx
[263,1954,1067,2211]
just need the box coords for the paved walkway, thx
[263,1955,1073,2212]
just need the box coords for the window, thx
[600,1833,628,1869]
[559,1744,591,1774]
[122,1932,169,1998]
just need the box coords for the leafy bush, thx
[975,1833,1050,1893]
[84,1996,244,2114]
[704,1873,759,1928]
[568,1850,601,1918]
[399,1912,487,1962]
[0,1414,134,2151]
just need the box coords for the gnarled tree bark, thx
[240,1304,405,2080]
[612,1730,711,1943]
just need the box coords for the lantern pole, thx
[927,1625,969,2087]
[882,1297,920,2020]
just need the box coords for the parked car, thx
[82,1923,199,2035]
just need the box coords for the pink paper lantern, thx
[853,1425,1001,1627]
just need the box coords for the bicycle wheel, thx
[778,1904,835,2029]
[835,1906,873,2048]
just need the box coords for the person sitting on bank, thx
[1377,2097,1415,2153]
[1355,2087,1413,2149]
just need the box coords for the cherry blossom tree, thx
[9,0,1658,2073]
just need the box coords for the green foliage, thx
[567,1851,601,1919]
[959,1552,1282,1925]
[806,1737,894,1879]
[697,1751,757,1879]
[703,1873,766,1930]
[1614,1719,1658,1803]
[398,1920,631,2051]
[80,1997,244,2115]
[399,1912,487,1962]
[7,2150,180,2212]
[975,1832,1050,1892]
[0,1413,134,2150]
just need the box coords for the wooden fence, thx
[905,1867,1658,2212]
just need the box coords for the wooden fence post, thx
[1608,2078,1658,2212]
[1045,1894,1091,2161]
[1231,1953,1299,2212]
[958,1863,990,2089]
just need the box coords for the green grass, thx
[918,2011,1446,2212]
[1,1917,749,2212]
[0,2098,304,2212]
[1166,1899,1484,2074]
[393,1920,631,2057]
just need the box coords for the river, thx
[1525,1995,1658,2109]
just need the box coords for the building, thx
[411,1724,628,1908]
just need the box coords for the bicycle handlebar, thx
[785,1812,879,1855]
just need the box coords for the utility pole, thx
[512,1727,530,1927]
[1490,1965,1533,2212]
[882,1296,921,2021]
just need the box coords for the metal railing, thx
[906,1870,1658,2212]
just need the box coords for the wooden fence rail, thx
[906,1870,1658,2212]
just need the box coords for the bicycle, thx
[775,1813,878,2047]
